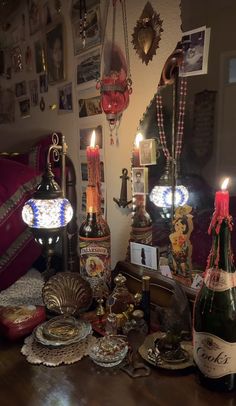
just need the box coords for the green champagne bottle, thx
[193,193,236,391]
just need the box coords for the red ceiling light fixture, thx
[96,0,132,146]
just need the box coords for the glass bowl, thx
[89,335,128,367]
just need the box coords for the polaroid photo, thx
[180,26,211,77]
[58,82,73,113]
[19,98,30,118]
[132,167,148,195]
[139,139,157,166]
[130,242,159,270]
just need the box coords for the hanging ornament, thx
[96,0,132,146]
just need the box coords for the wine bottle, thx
[193,192,236,391]
[79,185,111,295]
[131,195,152,245]
[140,275,151,331]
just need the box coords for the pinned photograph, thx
[58,82,73,113]
[130,242,159,270]
[78,95,102,118]
[46,22,65,84]
[72,5,101,55]
[34,40,46,74]
[28,0,41,36]
[180,26,211,76]
[15,81,27,98]
[39,73,48,93]
[81,162,88,181]
[29,79,38,106]
[139,139,157,165]
[19,98,30,118]
[77,48,100,86]
[132,167,148,195]
[80,125,103,150]
[0,88,15,124]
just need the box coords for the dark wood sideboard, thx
[0,338,235,406]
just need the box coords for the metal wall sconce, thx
[132,1,163,65]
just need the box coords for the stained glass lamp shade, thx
[22,164,73,247]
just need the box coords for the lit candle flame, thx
[134,132,143,148]
[90,130,96,148]
[221,178,229,190]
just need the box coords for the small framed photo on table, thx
[130,242,159,270]
[132,167,148,195]
[139,139,157,165]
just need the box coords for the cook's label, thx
[193,330,236,378]
[204,268,236,291]
[79,236,111,293]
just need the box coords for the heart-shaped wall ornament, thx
[132,2,163,65]
[137,25,154,55]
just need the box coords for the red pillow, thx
[0,158,42,291]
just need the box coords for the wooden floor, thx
[0,339,235,406]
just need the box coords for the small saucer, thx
[139,332,193,370]
[35,316,92,347]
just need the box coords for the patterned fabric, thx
[0,158,42,291]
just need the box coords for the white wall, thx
[0,0,181,268]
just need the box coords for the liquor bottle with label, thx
[79,185,111,295]
[193,184,236,391]
[131,195,152,245]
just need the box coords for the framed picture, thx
[130,242,159,270]
[72,5,101,55]
[39,73,48,93]
[80,125,103,150]
[132,167,148,195]
[78,95,102,118]
[58,82,73,113]
[29,79,39,106]
[139,139,157,165]
[180,26,211,77]
[34,40,46,74]
[46,22,66,84]
[28,0,41,36]
[15,81,27,98]
[42,0,58,26]
[19,98,30,118]
[11,47,23,73]
[76,47,100,87]
[0,88,15,124]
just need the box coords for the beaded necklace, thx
[156,76,187,164]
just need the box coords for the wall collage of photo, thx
[72,0,106,224]
[0,0,106,224]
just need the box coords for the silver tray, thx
[139,331,194,370]
[34,317,92,347]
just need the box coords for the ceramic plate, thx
[139,331,194,370]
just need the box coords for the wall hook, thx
[113,168,132,208]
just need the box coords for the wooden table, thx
[0,339,235,406]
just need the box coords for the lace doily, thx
[21,333,96,367]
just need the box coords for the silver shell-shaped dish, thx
[42,272,92,316]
